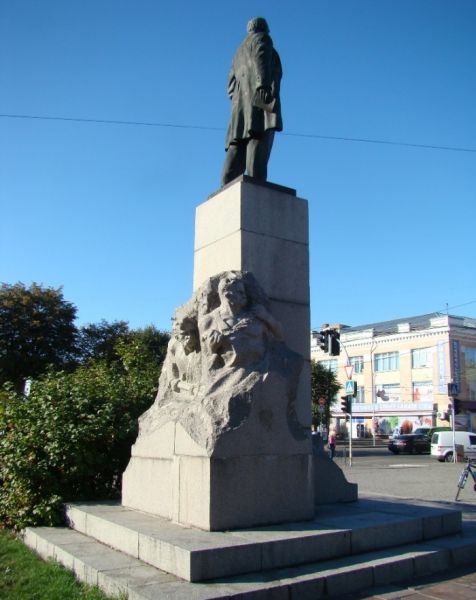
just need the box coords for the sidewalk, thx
[337,459,476,599]
[338,565,476,599]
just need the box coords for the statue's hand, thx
[208,329,223,351]
[257,86,272,104]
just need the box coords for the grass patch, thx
[0,529,116,600]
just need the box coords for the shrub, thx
[0,330,167,529]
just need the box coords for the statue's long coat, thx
[225,31,283,149]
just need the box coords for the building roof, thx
[343,313,441,335]
[311,313,476,340]
[342,312,476,336]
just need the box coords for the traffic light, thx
[340,396,352,414]
[454,399,461,415]
[318,330,329,353]
[329,330,340,356]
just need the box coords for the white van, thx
[431,431,476,462]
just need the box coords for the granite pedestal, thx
[123,177,315,530]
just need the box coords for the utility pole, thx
[341,390,354,466]
[448,382,460,463]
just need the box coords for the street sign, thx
[345,380,354,395]
[448,382,460,396]
[318,405,325,414]
[344,365,354,380]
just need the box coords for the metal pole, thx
[370,341,376,448]
[372,403,376,448]
[348,395,353,467]
[451,398,456,463]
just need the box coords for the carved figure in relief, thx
[137,271,305,453]
[163,313,201,400]
[200,272,283,371]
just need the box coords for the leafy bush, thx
[0,328,168,529]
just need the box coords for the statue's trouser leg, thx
[246,130,275,181]
[221,141,247,185]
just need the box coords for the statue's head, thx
[179,316,199,354]
[247,17,269,34]
[218,272,247,311]
[173,302,200,353]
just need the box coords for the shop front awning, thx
[331,401,435,418]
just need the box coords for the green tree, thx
[311,360,340,429]
[76,320,130,364]
[114,326,170,400]
[0,326,170,529]
[0,282,77,390]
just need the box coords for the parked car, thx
[412,427,430,437]
[414,426,451,440]
[431,431,476,462]
[388,433,431,455]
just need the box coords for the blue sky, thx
[1,0,475,332]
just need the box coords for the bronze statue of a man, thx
[221,17,283,186]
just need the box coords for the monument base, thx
[123,451,314,531]
[122,179,317,531]
[122,179,357,530]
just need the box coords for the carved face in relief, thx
[179,318,199,354]
[218,276,247,312]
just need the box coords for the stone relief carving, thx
[138,271,306,454]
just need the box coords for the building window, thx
[470,383,476,402]
[463,346,476,368]
[375,383,400,402]
[411,347,433,369]
[350,356,364,374]
[374,352,399,372]
[319,359,338,374]
[355,385,365,403]
[463,347,476,402]
[412,381,433,402]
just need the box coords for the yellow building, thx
[310,313,476,438]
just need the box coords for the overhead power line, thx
[285,131,476,154]
[0,113,224,132]
[1,112,475,154]
[432,299,476,318]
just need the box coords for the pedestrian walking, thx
[328,430,336,459]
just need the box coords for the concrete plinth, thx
[122,177,315,530]
[124,449,314,531]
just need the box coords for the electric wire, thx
[1,112,475,154]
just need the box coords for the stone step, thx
[63,498,462,582]
[23,521,476,600]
